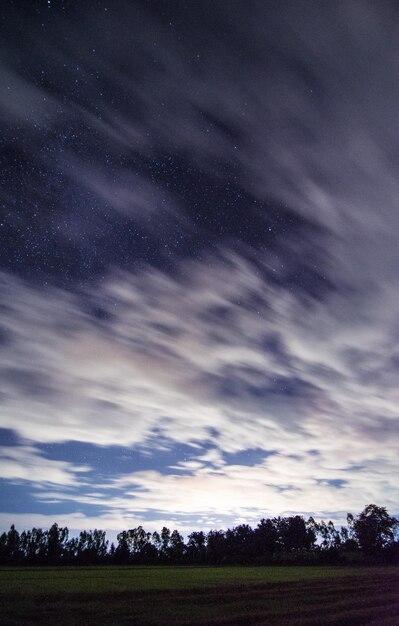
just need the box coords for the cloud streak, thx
[0,236,398,523]
[1,0,398,529]
[0,445,90,487]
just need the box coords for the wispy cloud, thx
[0,445,90,486]
[1,235,398,522]
[1,0,399,528]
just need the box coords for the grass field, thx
[1,565,398,625]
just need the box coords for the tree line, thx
[1,504,397,566]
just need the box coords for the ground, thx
[1,565,398,624]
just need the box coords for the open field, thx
[1,565,398,625]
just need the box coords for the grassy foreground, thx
[1,565,398,625]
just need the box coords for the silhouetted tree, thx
[109,542,116,562]
[46,523,69,564]
[187,531,207,563]
[115,530,130,563]
[255,518,278,562]
[20,527,47,564]
[273,516,315,553]
[152,531,161,553]
[114,527,158,563]
[160,526,171,560]
[0,525,22,564]
[1,503,397,566]
[348,504,398,556]
[128,526,151,560]
[206,530,226,564]
[75,529,108,564]
[315,520,341,551]
[225,524,255,563]
[169,529,185,561]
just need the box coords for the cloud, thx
[0,64,58,126]
[0,510,205,537]
[109,449,398,520]
[1,1,399,526]
[0,231,398,521]
[61,159,185,234]
[4,1,399,277]
[0,445,90,486]
[16,446,397,529]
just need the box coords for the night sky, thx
[1,0,398,534]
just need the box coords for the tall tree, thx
[0,525,22,564]
[348,504,398,555]
[20,528,47,564]
[187,531,207,563]
[160,526,171,560]
[206,530,226,564]
[169,530,185,561]
[116,530,130,563]
[255,518,278,561]
[75,529,108,564]
[46,523,69,564]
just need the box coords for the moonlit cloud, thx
[1,0,398,531]
[1,237,398,524]
[0,445,90,486]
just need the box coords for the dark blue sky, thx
[0,0,398,533]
